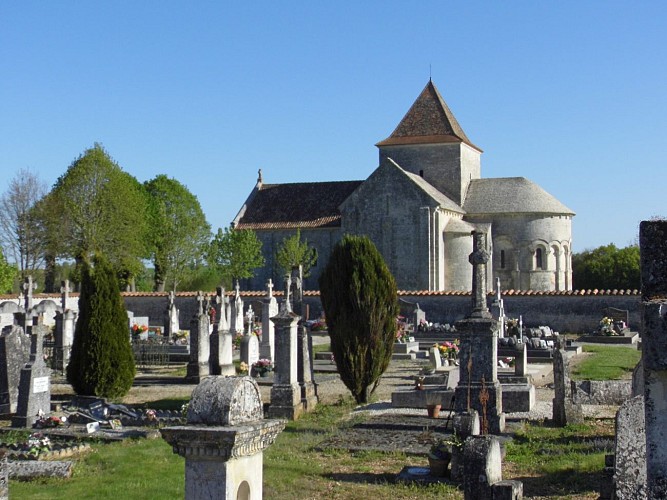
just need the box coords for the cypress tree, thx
[319,235,398,404]
[67,254,136,398]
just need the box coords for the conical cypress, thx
[67,254,135,398]
[319,235,398,403]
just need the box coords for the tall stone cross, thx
[469,231,491,318]
[60,280,70,311]
[23,276,37,311]
[267,279,274,299]
[290,265,303,316]
[168,290,175,308]
[234,280,241,300]
[196,291,205,316]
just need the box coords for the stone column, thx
[639,220,667,498]
[297,323,318,411]
[454,231,505,433]
[161,377,284,500]
[12,325,51,428]
[268,307,303,420]
[186,292,210,383]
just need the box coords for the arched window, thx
[535,248,544,270]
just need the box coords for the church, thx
[233,80,574,292]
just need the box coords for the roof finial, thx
[429,64,432,82]
[257,168,263,185]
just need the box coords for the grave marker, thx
[269,306,303,419]
[0,325,30,414]
[260,280,278,361]
[186,292,210,383]
[12,324,51,428]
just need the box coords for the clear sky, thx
[1,2,665,253]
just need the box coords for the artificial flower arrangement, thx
[310,318,328,331]
[434,340,459,358]
[131,323,149,334]
[395,315,410,343]
[239,361,249,374]
[598,316,617,336]
[252,358,273,376]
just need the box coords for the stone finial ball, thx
[187,376,263,426]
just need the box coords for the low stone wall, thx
[0,290,641,335]
[572,379,632,405]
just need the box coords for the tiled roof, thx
[463,178,575,216]
[234,181,363,230]
[376,80,481,152]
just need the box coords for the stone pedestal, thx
[260,297,278,362]
[454,316,505,434]
[53,309,75,372]
[269,309,303,420]
[161,377,284,500]
[463,435,502,500]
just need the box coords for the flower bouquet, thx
[252,358,273,377]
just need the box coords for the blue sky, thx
[1,2,665,253]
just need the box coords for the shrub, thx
[67,254,136,398]
[319,235,398,403]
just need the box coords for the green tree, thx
[0,250,17,294]
[45,144,150,286]
[144,175,211,292]
[66,254,136,398]
[319,235,399,404]
[207,227,265,285]
[572,243,640,290]
[275,229,318,278]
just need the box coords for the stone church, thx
[233,80,574,292]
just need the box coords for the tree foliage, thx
[144,175,211,291]
[0,168,47,278]
[0,250,17,294]
[275,229,318,278]
[67,254,136,398]
[319,235,398,404]
[46,144,150,283]
[572,243,640,290]
[207,227,265,285]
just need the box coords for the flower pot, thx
[259,370,270,378]
[428,456,450,477]
[426,404,441,418]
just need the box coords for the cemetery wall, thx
[0,290,641,334]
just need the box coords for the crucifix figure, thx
[245,305,254,335]
[23,276,37,311]
[234,280,241,299]
[60,280,70,311]
[469,231,491,318]
[195,291,205,316]
[284,273,292,313]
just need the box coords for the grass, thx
[9,392,618,500]
[570,345,641,380]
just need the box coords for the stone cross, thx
[469,231,491,318]
[168,290,175,308]
[234,280,241,299]
[22,276,37,311]
[284,274,292,313]
[195,291,205,316]
[267,279,274,299]
[60,280,70,311]
[290,266,303,316]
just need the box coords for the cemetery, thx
[0,224,661,499]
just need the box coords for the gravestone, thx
[53,281,75,372]
[269,306,303,419]
[454,231,505,433]
[164,291,180,338]
[514,342,527,377]
[552,346,583,426]
[210,287,235,376]
[240,333,259,370]
[32,300,58,328]
[491,278,506,338]
[260,279,278,361]
[0,325,30,414]
[230,282,244,334]
[160,376,284,500]
[613,395,646,499]
[12,325,51,428]
[413,304,425,333]
[0,453,6,500]
[462,435,502,500]
[429,347,442,370]
[186,292,210,383]
[288,266,318,411]
[638,220,667,498]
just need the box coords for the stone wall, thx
[1,290,641,334]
